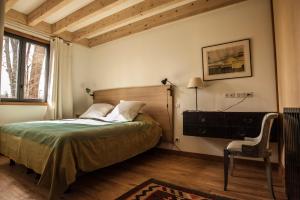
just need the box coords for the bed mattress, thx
[0,114,161,200]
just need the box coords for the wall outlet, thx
[237,92,254,98]
[225,92,236,98]
[246,92,254,97]
[225,92,254,98]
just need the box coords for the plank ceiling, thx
[4,0,246,47]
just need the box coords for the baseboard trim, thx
[154,147,279,169]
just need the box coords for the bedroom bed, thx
[0,85,173,200]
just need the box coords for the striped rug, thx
[116,179,234,200]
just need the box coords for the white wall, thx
[78,0,278,161]
[0,44,89,125]
[72,44,93,116]
[0,105,47,125]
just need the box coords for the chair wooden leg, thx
[9,159,15,167]
[224,149,230,191]
[264,157,275,199]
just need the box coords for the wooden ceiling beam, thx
[52,0,126,34]
[5,0,19,13]
[28,0,73,26]
[88,0,245,47]
[6,9,52,34]
[5,10,88,47]
[73,0,187,42]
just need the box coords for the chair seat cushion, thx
[226,140,257,152]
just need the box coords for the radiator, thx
[284,108,300,200]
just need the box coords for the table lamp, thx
[187,77,204,111]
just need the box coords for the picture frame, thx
[202,39,252,81]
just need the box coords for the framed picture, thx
[202,39,252,81]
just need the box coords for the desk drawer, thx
[183,112,226,126]
[183,125,229,138]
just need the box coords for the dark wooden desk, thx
[183,111,278,142]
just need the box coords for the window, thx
[1,32,49,102]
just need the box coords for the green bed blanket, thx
[0,114,162,200]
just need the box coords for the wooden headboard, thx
[93,85,174,142]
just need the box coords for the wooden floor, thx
[0,149,286,200]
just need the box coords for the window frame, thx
[1,32,50,103]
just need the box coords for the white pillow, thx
[80,103,114,119]
[105,101,145,122]
[120,100,144,113]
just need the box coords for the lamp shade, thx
[187,77,204,88]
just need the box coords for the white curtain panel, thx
[0,1,5,102]
[45,38,73,119]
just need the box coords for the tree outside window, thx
[1,33,49,102]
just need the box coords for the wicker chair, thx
[224,113,278,199]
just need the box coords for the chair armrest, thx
[244,137,256,141]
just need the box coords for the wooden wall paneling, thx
[273,0,300,111]
[272,0,300,195]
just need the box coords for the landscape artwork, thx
[202,39,252,81]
